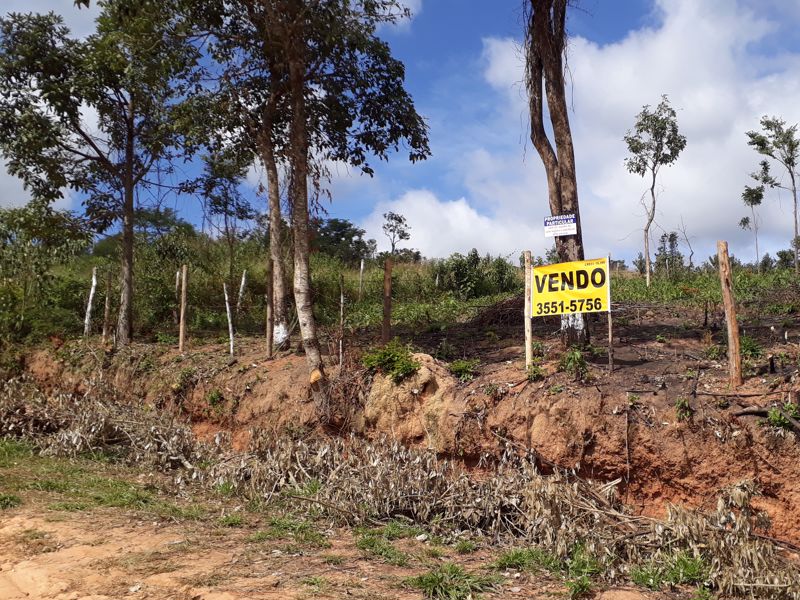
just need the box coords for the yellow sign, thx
[531,257,610,316]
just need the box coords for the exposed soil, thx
[0,456,670,600]
[19,299,800,546]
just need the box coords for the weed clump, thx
[559,347,588,381]
[405,563,499,600]
[448,358,480,382]
[362,339,420,383]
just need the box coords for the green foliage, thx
[675,397,694,422]
[628,552,708,591]
[624,95,687,176]
[631,563,665,590]
[454,540,477,554]
[704,344,726,360]
[448,358,480,382]
[405,563,499,600]
[431,249,520,300]
[356,532,409,566]
[206,389,224,408]
[667,552,708,585]
[493,547,561,573]
[766,403,800,429]
[527,361,545,382]
[739,335,762,359]
[0,493,22,509]
[559,347,588,381]
[218,513,244,527]
[362,339,420,383]
[530,339,546,357]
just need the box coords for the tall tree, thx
[624,95,687,287]
[746,117,800,274]
[524,0,587,345]
[206,0,430,399]
[0,2,199,345]
[382,211,410,255]
[739,181,764,271]
[312,218,376,266]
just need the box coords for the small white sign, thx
[544,214,577,238]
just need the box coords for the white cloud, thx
[395,0,800,264]
[362,189,541,258]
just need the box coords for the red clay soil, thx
[21,303,800,546]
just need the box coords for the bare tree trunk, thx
[792,173,798,274]
[752,205,760,272]
[116,179,135,346]
[262,123,291,349]
[525,0,587,347]
[83,267,97,338]
[101,269,113,345]
[288,38,326,394]
[644,172,657,287]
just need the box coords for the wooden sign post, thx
[717,241,742,387]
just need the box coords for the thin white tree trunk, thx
[358,259,364,302]
[178,265,188,353]
[236,269,247,316]
[83,267,98,338]
[101,269,112,345]
[224,282,234,357]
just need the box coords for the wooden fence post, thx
[717,241,742,387]
[101,268,113,345]
[382,258,393,343]
[266,258,274,358]
[178,264,188,353]
[83,266,97,338]
[524,251,532,370]
[224,282,234,357]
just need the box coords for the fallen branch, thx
[733,406,800,434]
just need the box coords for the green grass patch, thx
[218,513,244,527]
[492,547,561,573]
[362,339,420,383]
[356,532,409,566]
[0,492,22,509]
[405,563,500,600]
[448,358,480,382]
[454,540,477,555]
[248,516,330,548]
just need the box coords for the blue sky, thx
[4,1,800,267]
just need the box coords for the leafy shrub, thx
[448,358,480,382]
[362,339,420,383]
[206,389,224,407]
[527,362,545,382]
[559,347,588,380]
[704,344,725,360]
[675,397,693,422]
[0,493,22,510]
[739,335,762,359]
